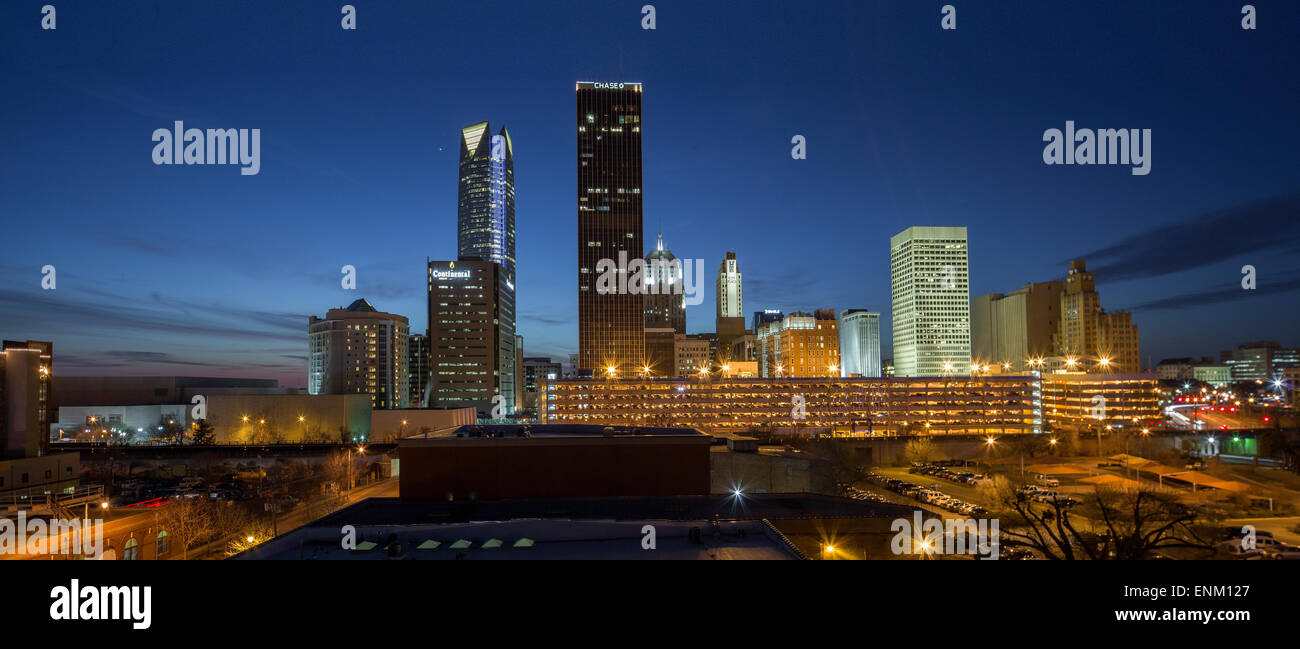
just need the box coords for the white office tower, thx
[838,310,881,377]
[890,226,971,377]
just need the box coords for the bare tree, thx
[155,498,215,560]
[903,438,936,465]
[982,478,1219,559]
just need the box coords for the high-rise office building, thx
[890,226,971,377]
[1,340,53,459]
[644,233,686,334]
[458,121,515,281]
[577,81,643,377]
[1055,260,1141,373]
[308,299,410,409]
[838,310,881,377]
[971,281,1064,367]
[427,260,516,415]
[716,252,746,353]
[407,334,430,408]
[514,335,525,413]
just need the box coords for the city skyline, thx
[3,1,1299,387]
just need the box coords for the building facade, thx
[759,311,841,378]
[521,357,563,412]
[539,376,1041,436]
[457,121,515,281]
[644,233,686,334]
[427,260,516,415]
[1055,260,1141,373]
[838,310,882,378]
[577,81,644,377]
[890,226,971,377]
[1039,373,1160,431]
[970,281,1063,367]
[308,299,410,410]
[715,252,745,353]
[675,334,712,377]
[407,334,430,408]
[1219,341,1299,382]
[1,340,53,459]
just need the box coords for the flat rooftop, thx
[234,494,918,560]
[402,424,709,442]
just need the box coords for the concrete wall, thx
[206,394,371,443]
[400,437,711,500]
[370,408,477,443]
[709,448,831,494]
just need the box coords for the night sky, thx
[2,0,1298,387]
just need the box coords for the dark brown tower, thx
[576,81,644,377]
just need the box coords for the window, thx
[123,537,139,561]
[156,531,169,556]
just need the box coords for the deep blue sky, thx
[2,0,1298,387]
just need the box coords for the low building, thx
[1193,364,1232,388]
[675,334,711,377]
[539,376,1042,435]
[232,493,922,560]
[0,453,79,502]
[51,404,188,443]
[398,424,712,500]
[1040,372,1160,431]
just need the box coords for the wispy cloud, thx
[1077,193,1300,282]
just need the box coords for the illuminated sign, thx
[432,262,470,280]
[593,82,625,89]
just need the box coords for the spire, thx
[656,232,664,251]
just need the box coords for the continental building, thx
[838,310,881,378]
[308,299,410,409]
[1040,372,1160,431]
[427,259,516,415]
[757,311,840,378]
[457,121,515,281]
[1055,260,1141,373]
[539,375,1041,435]
[971,281,1063,367]
[577,81,644,377]
[644,233,685,334]
[890,226,971,377]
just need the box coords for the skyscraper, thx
[308,299,410,409]
[890,226,971,377]
[457,121,515,281]
[838,310,881,377]
[1055,260,1140,373]
[644,232,685,334]
[716,252,745,354]
[577,81,643,377]
[426,260,516,416]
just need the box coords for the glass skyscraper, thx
[577,81,643,377]
[838,309,882,377]
[458,121,515,281]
